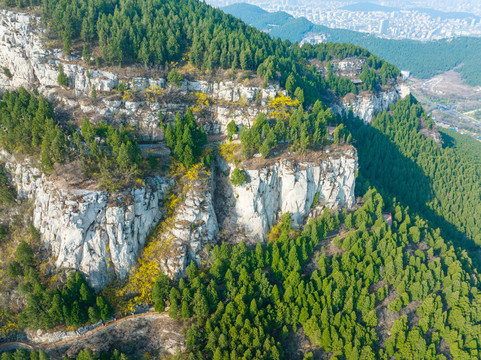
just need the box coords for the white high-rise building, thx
[379,19,389,34]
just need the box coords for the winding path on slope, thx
[0,311,168,353]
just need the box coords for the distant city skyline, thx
[206,0,481,41]
[207,0,481,16]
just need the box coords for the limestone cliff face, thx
[331,84,411,123]
[0,9,406,143]
[0,151,170,288]
[0,10,281,141]
[157,168,218,279]
[217,147,357,242]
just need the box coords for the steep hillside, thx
[0,5,402,292]
[353,96,481,251]
[111,190,481,360]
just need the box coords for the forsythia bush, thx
[0,310,19,338]
[104,163,207,315]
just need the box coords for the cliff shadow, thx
[352,123,481,262]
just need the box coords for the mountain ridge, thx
[222,2,481,86]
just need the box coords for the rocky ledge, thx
[154,166,219,279]
[0,9,407,145]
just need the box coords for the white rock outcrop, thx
[217,147,357,242]
[0,150,170,288]
[0,10,366,283]
[332,84,411,123]
[0,9,407,144]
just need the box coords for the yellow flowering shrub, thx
[145,84,164,102]
[0,310,19,337]
[103,162,207,315]
[122,89,133,101]
[219,142,242,164]
[192,92,210,112]
[268,94,300,120]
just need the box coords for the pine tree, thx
[255,242,264,268]
[167,68,183,88]
[88,306,99,323]
[63,36,72,58]
[82,45,91,64]
[181,300,191,319]
[227,120,238,141]
[165,124,175,149]
[213,348,222,360]
[183,145,195,168]
[7,262,22,278]
[116,143,131,171]
[16,241,34,265]
[193,290,209,319]
[80,283,92,303]
[168,288,180,320]
[50,128,65,163]
[70,301,81,327]
[174,141,184,163]
[186,324,201,351]
[294,87,304,103]
[41,137,54,173]
[57,65,68,87]
[285,74,295,94]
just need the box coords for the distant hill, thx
[222,3,291,32]
[223,3,481,86]
[412,7,479,20]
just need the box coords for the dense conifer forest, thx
[5,236,113,331]
[151,189,481,359]
[0,89,142,190]
[0,348,129,360]
[352,96,481,250]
